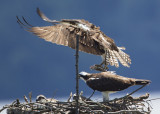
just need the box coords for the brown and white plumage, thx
[17,8,131,69]
[79,71,150,101]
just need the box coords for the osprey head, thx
[79,71,90,82]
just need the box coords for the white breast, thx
[90,77,100,80]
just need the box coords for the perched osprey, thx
[79,71,150,101]
[17,8,131,69]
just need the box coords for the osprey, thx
[17,8,131,69]
[79,71,150,101]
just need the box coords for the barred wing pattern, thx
[106,47,131,67]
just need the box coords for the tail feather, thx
[105,50,110,66]
[113,50,129,67]
[118,48,131,64]
[134,79,151,85]
[108,50,119,67]
[108,49,114,66]
[105,47,131,68]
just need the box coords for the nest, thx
[1,92,152,114]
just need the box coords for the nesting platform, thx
[0,92,152,114]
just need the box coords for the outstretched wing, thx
[16,16,104,55]
[17,8,131,68]
[36,8,118,52]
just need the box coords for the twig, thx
[108,110,149,114]
[67,92,73,102]
[29,91,32,103]
[110,84,147,102]
[127,84,147,97]
[0,106,8,113]
[24,95,28,103]
[146,98,160,101]
[49,90,57,103]
[87,90,95,101]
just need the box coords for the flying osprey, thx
[17,8,131,70]
[79,71,150,101]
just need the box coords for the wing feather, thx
[86,74,132,91]
[20,20,105,55]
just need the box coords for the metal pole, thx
[75,35,79,114]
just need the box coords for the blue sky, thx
[0,0,160,100]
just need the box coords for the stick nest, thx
[1,92,152,114]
